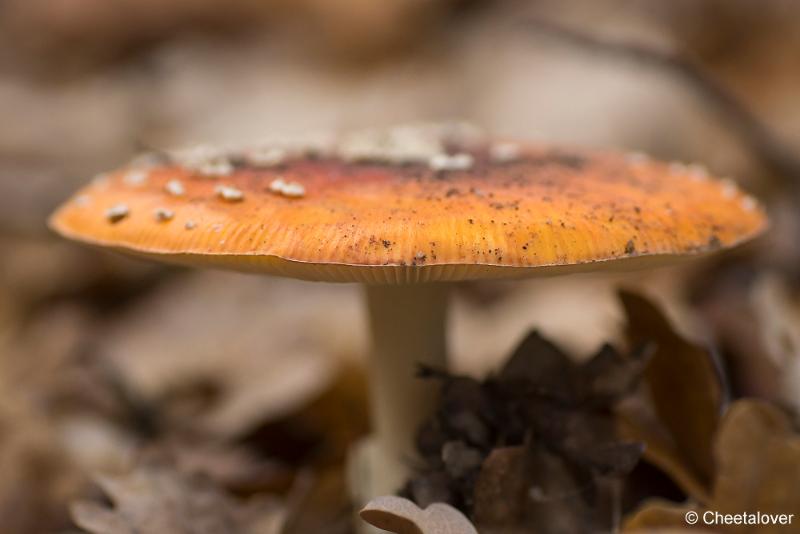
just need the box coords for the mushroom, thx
[48,125,767,502]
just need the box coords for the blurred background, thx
[2,1,800,532]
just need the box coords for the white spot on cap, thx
[721,178,738,199]
[154,208,175,222]
[489,142,521,163]
[247,147,286,167]
[215,185,244,202]
[123,170,148,186]
[74,195,91,207]
[429,153,474,172]
[269,178,287,192]
[199,160,234,177]
[741,196,758,211]
[93,173,110,188]
[687,163,709,181]
[185,220,197,230]
[174,145,233,177]
[105,204,129,223]
[269,178,305,198]
[253,132,335,160]
[336,122,483,164]
[128,151,166,168]
[281,182,305,198]
[165,179,185,196]
[668,162,688,175]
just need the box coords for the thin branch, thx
[519,17,800,186]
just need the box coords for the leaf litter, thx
[9,278,800,534]
[62,290,660,534]
[404,328,652,533]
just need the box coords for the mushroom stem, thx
[361,283,449,496]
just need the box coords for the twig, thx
[518,17,800,187]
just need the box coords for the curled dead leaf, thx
[618,290,723,502]
[617,399,712,503]
[712,399,800,521]
[360,495,478,534]
[624,399,800,533]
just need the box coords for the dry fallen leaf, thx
[146,437,294,496]
[360,495,478,534]
[280,467,353,534]
[0,305,100,533]
[410,330,647,533]
[623,498,712,533]
[239,360,369,478]
[617,399,711,504]
[521,446,596,534]
[97,272,364,440]
[618,290,723,502]
[472,446,533,528]
[624,399,800,533]
[692,268,800,417]
[749,274,800,413]
[0,399,86,533]
[711,400,800,524]
[71,459,284,534]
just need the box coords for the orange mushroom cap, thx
[49,126,767,284]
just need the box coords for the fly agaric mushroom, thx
[48,124,767,501]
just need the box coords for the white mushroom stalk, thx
[351,283,449,499]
